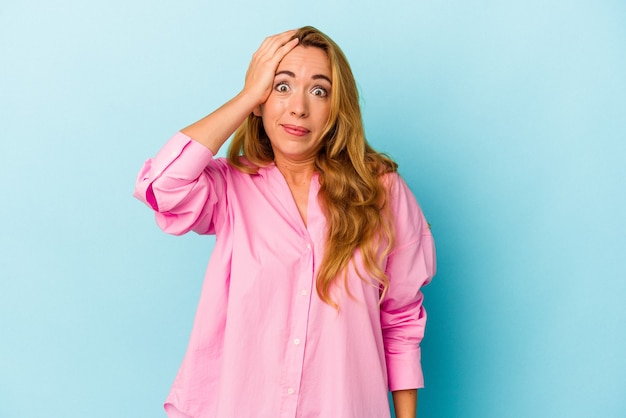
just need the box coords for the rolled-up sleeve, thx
[133,132,226,235]
[381,175,436,391]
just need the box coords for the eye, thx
[311,86,328,97]
[275,82,290,93]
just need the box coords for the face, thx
[255,46,332,165]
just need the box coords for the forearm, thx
[180,90,258,154]
[392,389,418,418]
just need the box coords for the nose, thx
[289,90,309,118]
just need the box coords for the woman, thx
[134,26,435,418]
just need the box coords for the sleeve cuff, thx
[386,348,424,391]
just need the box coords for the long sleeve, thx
[380,175,436,391]
[133,132,227,235]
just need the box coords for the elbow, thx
[139,177,191,213]
[133,177,160,211]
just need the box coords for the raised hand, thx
[242,30,300,106]
[180,30,299,153]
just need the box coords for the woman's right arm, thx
[133,31,299,234]
[180,30,299,154]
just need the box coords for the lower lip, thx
[282,125,309,137]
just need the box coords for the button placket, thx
[279,237,315,417]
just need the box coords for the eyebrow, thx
[275,70,332,85]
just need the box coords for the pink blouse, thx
[134,132,436,418]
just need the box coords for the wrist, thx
[236,88,267,112]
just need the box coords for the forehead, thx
[276,46,331,79]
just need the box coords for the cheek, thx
[263,95,287,113]
[259,104,277,127]
[317,104,332,126]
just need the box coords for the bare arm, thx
[181,30,299,154]
[392,389,418,418]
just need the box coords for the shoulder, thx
[382,172,431,244]
[220,155,275,177]
[207,156,276,191]
[208,156,257,176]
[381,172,416,209]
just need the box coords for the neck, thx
[274,156,316,186]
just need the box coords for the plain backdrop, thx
[1,1,625,417]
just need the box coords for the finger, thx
[263,35,299,65]
[265,29,297,47]
[272,37,299,61]
[255,30,297,57]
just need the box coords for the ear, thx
[253,104,263,117]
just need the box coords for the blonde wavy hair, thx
[228,26,398,307]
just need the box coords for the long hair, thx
[228,26,398,307]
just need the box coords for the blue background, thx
[1,1,625,417]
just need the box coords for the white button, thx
[300,289,308,296]
[294,338,301,345]
[170,151,178,158]
[306,243,311,251]
[287,387,294,394]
